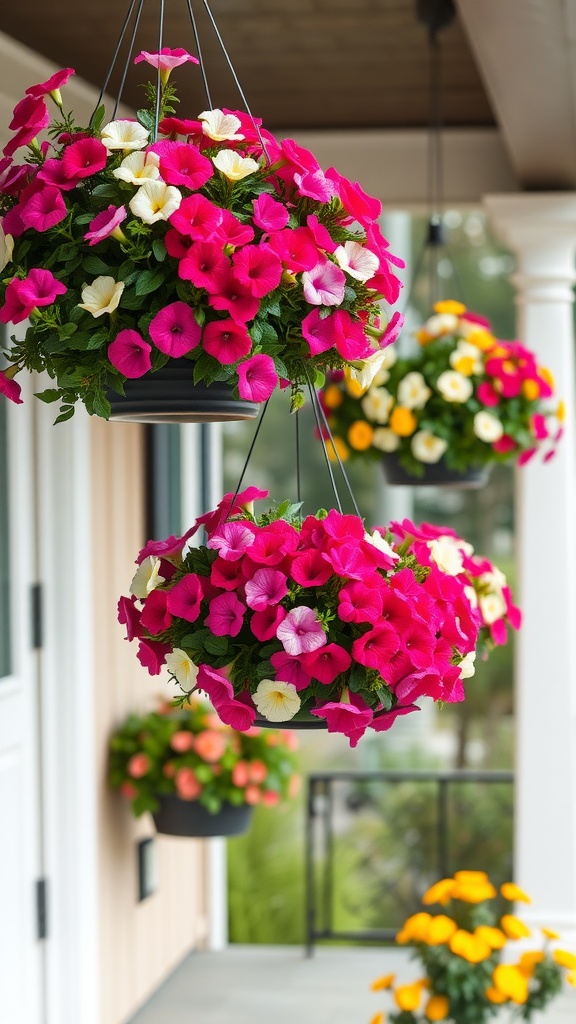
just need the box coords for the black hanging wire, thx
[224,399,271,521]
[295,409,302,507]
[185,0,213,108]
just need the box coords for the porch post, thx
[484,194,576,939]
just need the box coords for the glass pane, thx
[146,424,182,539]
[0,397,11,677]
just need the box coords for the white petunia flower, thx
[165,649,199,691]
[474,410,504,443]
[436,370,473,403]
[253,679,301,722]
[212,150,259,181]
[458,651,477,679]
[348,345,396,390]
[199,108,244,141]
[397,371,432,410]
[423,312,459,336]
[428,535,464,576]
[479,591,507,625]
[361,386,394,424]
[334,240,379,283]
[464,585,478,609]
[112,150,160,184]
[130,555,165,598]
[0,223,14,272]
[101,119,150,151]
[372,427,400,452]
[78,276,125,317]
[129,180,182,224]
[411,429,448,464]
[479,568,507,592]
[364,530,400,561]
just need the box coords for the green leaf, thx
[152,239,167,262]
[135,269,165,297]
[137,109,156,132]
[90,183,121,200]
[35,388,61,404]
[92,393,111,419]
[54,406,75,424]
[90,104,107,133]
[204,633,230,656]
[180,628,210,648]
[83,255,113,275]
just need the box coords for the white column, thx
[484,194,576,939]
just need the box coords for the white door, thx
[0,378,44,1023]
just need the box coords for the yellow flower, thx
[542,927,560,940]
[416,328,434,346]
[369,1014,384,1024]
[500,882,531,904]
[371,973,395,992]
[422,879,456,906]
[485,987,508,1005]
[475,926,507,950]
[427,915,458,945]
[539,366,556,389]
[501,915,531,940]
[326,437,349,463]
[322,384,344,409]
[389,406,417,437]
[397,912,432,943]
[553,948,576,971]
[521,379,540,401]
[424,994,450,1021]
[394,982,424,1012]
[567,971,576,988]
[348,420,374,450]
[466,328,496,351]
[449,929,492,963]
[518,951,545,976]
[452,355,476,376]
[433,299,466,316]
[451,879,497,903]
[492,964,529,1004]
[556,399,566,423]
[454,871,489,884]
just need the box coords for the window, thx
[145,424,182,540]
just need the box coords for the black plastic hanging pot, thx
[106,359,260,424]
[381,453,490,489]
[255,709,328,731]
[152,794,253,837]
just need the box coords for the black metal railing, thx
[305,770,514,954]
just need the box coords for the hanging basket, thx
[106,359,259,424]
[255,709,327,731]
[381,453,491,489]
[152,795,253,837]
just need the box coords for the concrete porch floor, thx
[128,946,576,1024]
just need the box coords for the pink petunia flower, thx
[352,623,400,672]
[267,227,320,272]
[300,643,351,685]
[108,329,152,378]
[325,167,382,226]
[276,606,326,656]
[291,549,333,587]
[213,208,255,247]
[306,214,337,253]
[9,94,50,133]
[237,354,278,403]
[20,186,67,232]
[310,698,373,747]
[400,620,437,669]
[244,568,288,611]
[202,318,253,363]
[243,520,299,567]
[280,139,321,174]
[164,229,194,260]
[250,604,286,642]
[158,141,213,190]
[117,594,144,641]
[135,47,199,73]
[196,486,268,536]
[37,158,82,191]
[196,663,234,707]
[338,580,383,624]
[210,556,246,591]
[301,308,371,360]
[370,704,420,732]
[85,204,127,245]
[293,169,336,202]
[26,68,75,99]
[302,259,346,306]
[61,137,108,179]
[493,434,516,454]
[208,273,260,323]
[477,381,500,407]
[252,193,289,232]
[136,638,172,674]
[208,520,255,560]
[140,588,173,635]
[217,697,256,731]
[0,370,23,404]
[232,244,283,298]
[166,573,204,622]
[168,192,221,238]
[178,242,230,293]
[148,301,202,357]
[270,650,311,690]
[0,268,67,326]
[380,309,404,348]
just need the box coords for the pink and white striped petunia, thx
[276,606,327,656]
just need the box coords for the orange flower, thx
[500,882,531,904]
[424,994,450,1021]
[451,874,497,903]
[347,420,374,450]
[194,729,227,763]
[542,927,560,940]
[475,926,507,950]
[434,299,466,316]
[370,973,395,992]
[553,948,576,971]
[467,328,496,351]
[539,366,555,389]
[396,912,432,943]
[492,964,529,1004]
[322,383,344,409]
[501,914,531,940]
[393,982,425,1012]
[518,951,545,976]
[389,406,417,436]
[427,915,458,945]
[326,436,349,463]
[485,987,508,1005]
[344,371,367,398]
[449,929,492,963]
[521,379,540,401]
[369,1014,384,1024]
[422,878,455,906]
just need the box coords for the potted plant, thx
[0,50,403,423]
[109,697,300,836]
[117,485,520,747]
[319,300,563,486]
[370,871,576,1023]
